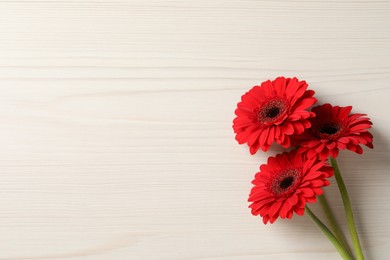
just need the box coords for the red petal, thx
[326,141,337,150]
[312,188,324,195]
[293,122,305,134]
[300,188,315,197]
[287,194,298,205]
[262,215,270,224]
[248,130,262,146]
[279,202,293,219]
[329,148,339,158]
[293,97,317,111]
[259,128,269,146]
[249,142,260,154]
[262,80,274,98]
[267,127,275,145]
[337,106,352,119]
[349,124,372,132]
[319,149,329,161]
[282,123,294,135]
[274,77,286,97]
[337,141,347,149]
[268,200,283,218]
[306,197,317,203]
[294,207,305,216]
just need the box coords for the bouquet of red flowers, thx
[233,77,373,260]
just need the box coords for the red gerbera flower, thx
[233,77,317,154]
[248,150,333,224]
[298,104,373,160]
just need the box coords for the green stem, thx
[318,194,353,256]
[305,206,353,260]
[330,158,364,260]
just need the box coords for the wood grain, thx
[0,0,389,259]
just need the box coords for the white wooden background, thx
[0,0,389,259]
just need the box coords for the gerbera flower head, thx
[233,77,317,154]
[298,103,373,160]
[248,150,333,224]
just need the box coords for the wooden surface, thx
[0,0,389,259]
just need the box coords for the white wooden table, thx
[0,1,389,259]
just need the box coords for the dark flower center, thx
[265,107,280,118]
[319,124,339,135]
[316,121,343,139]
[279,176,294,190]
[271,169,301,196]
[258,99,287,125]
